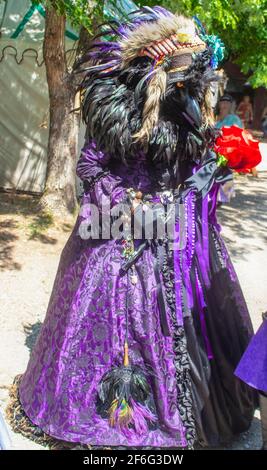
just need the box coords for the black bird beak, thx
[177,87,202,130]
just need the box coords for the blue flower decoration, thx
[201,34,225,68]
[193,16,225,69]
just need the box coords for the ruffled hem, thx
[6,375,185,450]
[6,375,83,449]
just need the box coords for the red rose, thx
[214,125,261,173]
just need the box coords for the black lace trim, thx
[160,240,196,447]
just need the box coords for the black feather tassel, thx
[96,272,156,437]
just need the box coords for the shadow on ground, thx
[217,174,267,260]
[0,192,74,270]
[23,322,43,353]
[0,219,21,271]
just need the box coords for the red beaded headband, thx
[140,33,206,66]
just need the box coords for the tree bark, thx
[252,87,267,130]
[41,5,79,217]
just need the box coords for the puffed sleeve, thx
[76,140,127,209]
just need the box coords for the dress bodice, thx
[109,153,196,195]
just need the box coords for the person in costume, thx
[235,312,267,450]
[8,6,260,449]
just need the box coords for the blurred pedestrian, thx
[216,94,243,128]
[237,95,253,129]
[215,95,242,203]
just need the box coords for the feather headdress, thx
[77,5,223,164]
[120,13,205,65]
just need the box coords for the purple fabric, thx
[76,142,127,208]
[19,143,187,447]
[195,228,210,287]
[235,319,267,392]
[173,191,196,325]
[194,191,213,289]
[209,184,221,232]
[18,142,252,446]
[195,268,214,360]
[183,192,195,310]
[19,233,185,446]
[186,191,196,271]
[173,247,183,327]
[202,195,210,279]
[173,218,184,326]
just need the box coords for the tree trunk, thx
[253,87,267,130]
[41,5,79,217]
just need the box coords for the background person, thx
[215,95,242,203]
[237,95,253,129]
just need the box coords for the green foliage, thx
[33,0,267,87]
[28,211,54,239]
[32,0,103,33]
[152,0,267,88]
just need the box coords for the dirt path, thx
[0,174,266,450]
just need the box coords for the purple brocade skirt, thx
[18,215,256,448]
[235,319,267,393]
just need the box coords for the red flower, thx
[214,125,261,173]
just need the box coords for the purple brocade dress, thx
[235,318,267,393]
[18,142,256,448]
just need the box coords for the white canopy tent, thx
[0,0,160,193]
[0,0,79,193]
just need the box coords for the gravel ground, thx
[0,173,266,450]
